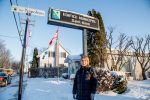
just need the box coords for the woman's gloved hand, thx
[73,94,76,99]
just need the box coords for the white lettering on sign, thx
[72,15,77,19]
[81,21,90,26]
[79,16,96,23]
[72,19,81,24]
[63,13,71,18]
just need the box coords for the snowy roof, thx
[64,55,81,63]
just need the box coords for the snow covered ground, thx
[0,76,27,100]
[22,78,150,100]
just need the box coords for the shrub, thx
[95,68,128,94]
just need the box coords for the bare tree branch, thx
[131,35,150,80]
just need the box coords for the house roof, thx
[37,41,70,58]
[58,42,70,55]
[64,55,81,63]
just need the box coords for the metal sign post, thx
[83,29,87,56]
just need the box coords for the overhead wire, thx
[11,0,46,56]
[9,0,23,46]
[0,34,19,39]
[16,0,23,36]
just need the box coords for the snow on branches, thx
[95,68,128,94]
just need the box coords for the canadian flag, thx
[49,37,55,45]
[49,29,59,46]
[54,29,58,38]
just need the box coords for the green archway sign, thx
[48,7,99,55]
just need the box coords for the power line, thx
[9,0,23,46]
[16,0,23,33]
[0,34,19,39]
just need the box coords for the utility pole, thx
[18,18,29,100]
[11,5,45,100]
[48,49,50,67]
[18,16,34,100]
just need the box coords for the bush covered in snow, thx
[111,71,128,94]
[95,68,113,92]
[95,68,128,94]
[70,74,75,80]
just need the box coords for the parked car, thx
[0,72,11,86]
[0,68,14,76]
[61,73,69,79]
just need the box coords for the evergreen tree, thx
[32,48,39,68]
[87,9,107,67]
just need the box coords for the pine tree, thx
[32,48,39,68]
[87,9,107,67]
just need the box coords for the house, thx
[64,55,81,78]
[65,49,150,80]
[105,49,150,80]
[37,41,70,68]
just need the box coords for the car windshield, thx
[0,72,6,76]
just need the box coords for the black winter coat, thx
[72,67,97,100]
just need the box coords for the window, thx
[59,64,64,67]
[49,52,55,57]
[48,51,50,57]
[60,52,66,58]
[49,64,52,67]
[44,63,47,67]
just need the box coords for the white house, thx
[37,41,70,68]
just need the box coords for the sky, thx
[0,0,150,61]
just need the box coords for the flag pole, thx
[48,28,59,82]
[56,29,59,82]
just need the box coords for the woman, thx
[72,55,97,100]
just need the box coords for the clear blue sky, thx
[0,0,150,61]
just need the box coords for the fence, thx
[29,67,68,78]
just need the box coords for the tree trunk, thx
[135,65,143,80]
[142,69,147,80]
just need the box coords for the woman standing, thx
[72,55,97,100]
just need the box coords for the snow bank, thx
[22,77,150,100]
